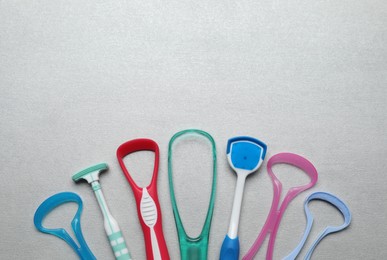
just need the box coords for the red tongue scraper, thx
[117,139,170,260]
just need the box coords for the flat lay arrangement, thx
[2,0,385,259]
[33,129,352,260]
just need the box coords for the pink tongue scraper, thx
[243,153,318,260]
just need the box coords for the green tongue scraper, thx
[72,163,132,260]
[168,129,217,260]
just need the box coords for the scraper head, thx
[226,136,267,174]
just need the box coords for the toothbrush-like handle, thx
[93,183,132,260]
[227,175,247,238]
[220,235,239,260]
[220,175,246,260]
[105,219,131,260]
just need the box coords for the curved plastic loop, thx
[33,192,96,260]
[117,138,170,260]
[168,129,217,260]
[284,191,351,260]
[117,138,160,194]
[243,153,318,260]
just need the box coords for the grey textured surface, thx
[1,0,386,259]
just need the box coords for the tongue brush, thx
[220,137,267,260]
[72,163,132,260]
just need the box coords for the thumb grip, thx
[141,213,170,260]
[220,235,240,260]
[107,230,131,259]
[139,188,170,260]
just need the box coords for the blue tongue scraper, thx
[220,136,267,260]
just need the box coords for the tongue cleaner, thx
[243,153,318,260]
[33,192,96,260]
[220,136,267,260]
[72,163,132,260]
[284,191,351,260]
[168,129,217,260]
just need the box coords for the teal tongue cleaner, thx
[168,129,217,260]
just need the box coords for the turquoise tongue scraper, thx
[72,163,132,260]
[220,137,267,260]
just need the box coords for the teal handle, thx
[220,235,239,260]
[179,236,210,260]
[92,184,132,260]
[108,231,131,259]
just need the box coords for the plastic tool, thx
[117,139,170,260]
[72,163,132,260]
[243,153,318,260]
[284,191,352,260]
[168,129,217,260]
[33,192,96,260]
[220,136,267,260]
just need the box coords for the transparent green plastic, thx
[168,129,217,260]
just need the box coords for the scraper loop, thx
[283,191,351,260]
[168,129,217,260]
[33,192,96,260]
[243,153,318,260]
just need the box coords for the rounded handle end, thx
[220,235,239,260]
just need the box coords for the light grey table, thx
[1,1,386,259]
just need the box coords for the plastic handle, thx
[223,136,267,260]
[220,235,240,260]
[168,129,217,260]
[220,173,246,260]
[108,230,131,260]
[117,139,170,260]
[33,192,96,260]
[284,191,351,260]
[92,184,131,260]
